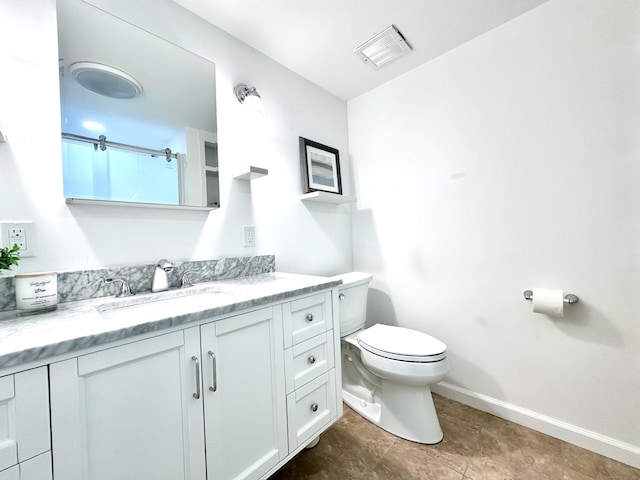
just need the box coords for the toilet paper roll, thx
[531,288,564,317]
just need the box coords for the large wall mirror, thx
[57,0,219,209]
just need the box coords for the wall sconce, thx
[233,83,266,120]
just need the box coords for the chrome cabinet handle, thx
[208,350,217,392]
[310,403,319,413]
[192,356,201,399]
[308,355,316,365]
[306,313,314,322]
[338,293,345,301]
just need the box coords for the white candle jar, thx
[15,272,58,314]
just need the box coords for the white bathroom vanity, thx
[0,273,342,480]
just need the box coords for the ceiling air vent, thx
[353,25,412,69]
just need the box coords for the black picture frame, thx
[299,137,343,195]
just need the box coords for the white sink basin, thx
[97,287,233,321]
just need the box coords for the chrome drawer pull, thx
[208,350,217,392]
[310,403,319,413]
[306,313,314,322]
[192,356,201,399]
[339,293,345,301]
[308,355,316,365]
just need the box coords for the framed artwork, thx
[299,137,342,195]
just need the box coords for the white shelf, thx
[233,166,268,180]
[300,191,356,204]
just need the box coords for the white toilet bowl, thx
[332,273,449,444]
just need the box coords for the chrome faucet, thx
[103,277,135,297]
[180,268,201,288]
[152,259,173,292]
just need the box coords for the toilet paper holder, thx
[523,290,579,304]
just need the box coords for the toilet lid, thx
[357,324,447,363]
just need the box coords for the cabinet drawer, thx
[283,292,332,348]
[286,370,336,451]
[284,332,334,394]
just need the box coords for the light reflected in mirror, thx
[57,0,219,209]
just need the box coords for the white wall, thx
[3,0,639,468]
[0,0,353,276]
[348,0,640,466]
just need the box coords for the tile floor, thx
[269,394,640,480]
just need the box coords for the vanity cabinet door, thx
[16,452,52,480]
[200,306,287,480]
[49,329,206,480]
[0,367,50,474]
[0,466,17,480]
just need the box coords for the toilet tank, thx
[330,272,373,337]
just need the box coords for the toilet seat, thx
[358,324,446,363]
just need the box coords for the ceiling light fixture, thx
[354,25,412,69]
[69,62,143,99]
[233,83,266,120]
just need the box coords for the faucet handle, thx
[180,268,201,288]
[104,277,135,297]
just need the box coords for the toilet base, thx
[342,380,443,444]
[343,389,382,424]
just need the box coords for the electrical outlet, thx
[1,221,34,257]
[243,225,255,247]
[9,227,26,249]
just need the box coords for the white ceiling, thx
[172,0,549,101]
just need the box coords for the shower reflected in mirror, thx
[57,0,219,209]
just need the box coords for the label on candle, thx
[15,272,58,313]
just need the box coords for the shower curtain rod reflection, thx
[61,132,179,161]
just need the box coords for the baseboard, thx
[432,382,640,469]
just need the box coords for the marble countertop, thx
[0,272,340,370]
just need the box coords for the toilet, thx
[331,272,448,444]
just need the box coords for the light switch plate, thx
[243,225,255,247]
